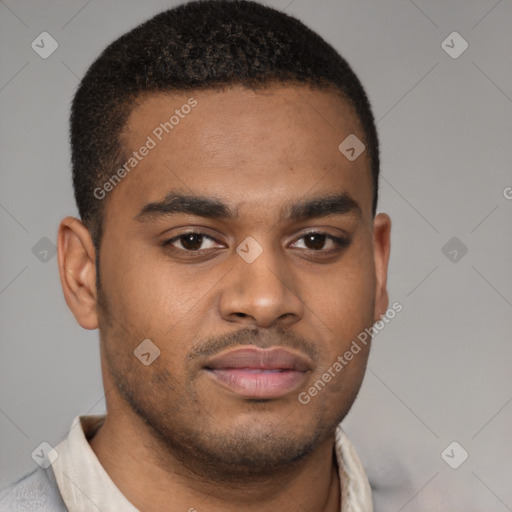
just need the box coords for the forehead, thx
[105,85,372,221]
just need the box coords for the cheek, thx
[304,254,376,338]
[99,235,189,327]
[99,240,223,367]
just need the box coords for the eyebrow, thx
[283,194,361,221]
[134,192,361,223]
[135,193,237,221]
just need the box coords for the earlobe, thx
[57,216,99,330]
[372,213,392,322]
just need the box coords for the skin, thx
[58,84,391,512]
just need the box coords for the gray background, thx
[1,0,511,510]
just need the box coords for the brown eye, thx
[180,233,204,250]
[303,233,327,250]
[290,232,350,253]
[163,232,219,252]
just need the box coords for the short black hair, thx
[71,0,380,249]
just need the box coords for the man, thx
[1,0,390,510]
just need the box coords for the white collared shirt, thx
[51,415,373,511]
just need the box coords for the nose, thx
[219,241,305,329]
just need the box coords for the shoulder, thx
[0,466,67,512]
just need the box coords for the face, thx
[63,85,390,478]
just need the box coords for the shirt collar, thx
[52,415,372,512]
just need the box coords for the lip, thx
[203,347,312,399]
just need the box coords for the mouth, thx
[203,346,313,399]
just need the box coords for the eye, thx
[163,232,221,252]
[290,232,350,252]
[162,230,349,258]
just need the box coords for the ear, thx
[372,213,391,322]
[57,216,98,330]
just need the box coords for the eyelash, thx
[161,231,350,256]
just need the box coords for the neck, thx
[88,411,341,512]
